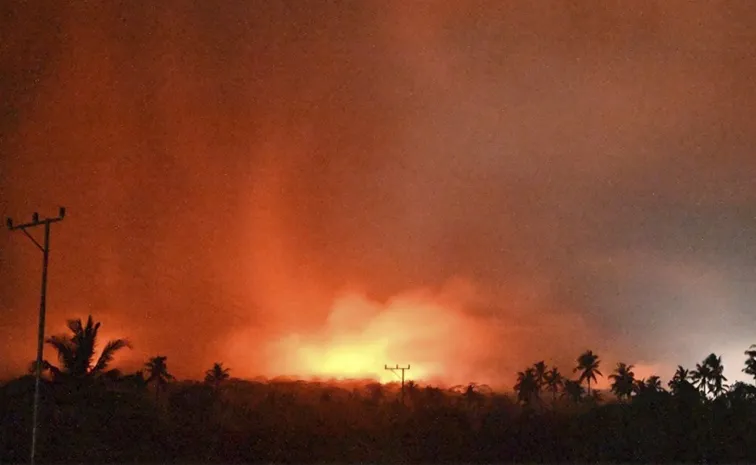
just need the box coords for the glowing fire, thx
[257,288,494,385]
[286,340,400,383]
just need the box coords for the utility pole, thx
[7,206,66,465]
[384,364,410,405]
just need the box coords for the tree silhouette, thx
[422,385,445,408]
[704,353,728,398]
[404,380,421,407]
[544,367,564,402]
[743,344,756,381]
[692,353,727,398]
[44,315,130,380]
[533,361,548,392]
[668,365,689,394]
[691,361,712,396]
[121,370,149,391]
[13,346,756,463]
[562,379,584,403]
[727,381,756,406]
[643,376,663,393]
[608,362,635,401]
[204,362,230,390]
[365,382,384,404]
[514,368,539,405]
[146,355,174,402]
[405,380,418,395]
[450,383,491,410]
[574,350,602,396]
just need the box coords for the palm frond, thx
[92,339,131,374]
[66,318,83,337]
[46,335,76,372]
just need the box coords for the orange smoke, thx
[224,284,503,387]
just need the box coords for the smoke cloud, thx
[2,1,755,386]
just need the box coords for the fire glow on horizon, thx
[2,1,755,389]
[224,287,506,387]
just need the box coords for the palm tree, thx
[668,365,689,393]
[668,365,701,406]
[562,379,585,403]
[204,362,230,390]
[690,361,712,396]
[692,353,728,398]
[145,355,174,402]
[450,383,492,409]
[574,350,602,396]
[544,367,564,402]
[645,375,663,392]
[44,315,130,380]
[533,361,548,392]
[743,345,756,381]
[704,353,728,398]
[514,368,539,405]
[608,362,635,401]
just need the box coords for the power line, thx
[384,364,410,405]
[7,207,66,465]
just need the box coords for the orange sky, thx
[1,1,756,388]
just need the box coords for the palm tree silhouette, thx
[692,353,728,398]
[574,350,602,396]
[450,383,491,409]
[608,362,635,401]
[533,361,548,392]
[743,344,756,381]
[514,368,539,405]
[691,361,712,396]
[668,365,689,393]
[562,379,584,403]
[704,353,728,398]
[668,365,701,403]
[544,367,564,402]
[145,355,174,402]
[204,362,230,390]
[44,315,130,380]
[645,375,663,392]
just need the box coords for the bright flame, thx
[259,287,497,385]
[289,340,397,383]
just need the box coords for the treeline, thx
[2,315,756,463]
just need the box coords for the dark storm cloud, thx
[2,1,755,382]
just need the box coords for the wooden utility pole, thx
[384,364,410,405]
[7,207,66,465]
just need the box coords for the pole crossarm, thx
[384,363,411,406]
[8,216,64,230]
[6,206,66,465]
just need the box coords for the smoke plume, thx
[2,1,755,386]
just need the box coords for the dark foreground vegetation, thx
[3,316,756,463]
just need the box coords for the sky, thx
[1,1,755,389]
